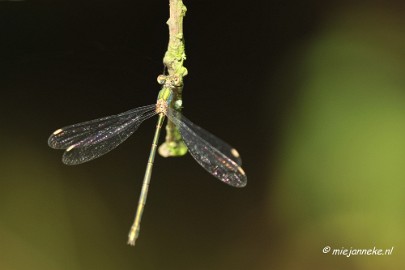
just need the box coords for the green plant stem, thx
[158,0,188,157]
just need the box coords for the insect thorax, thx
[156,99,168,114]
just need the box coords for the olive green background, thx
[1,0,404,269]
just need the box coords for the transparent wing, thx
[167,108,247,187]
[48,104,156,149]
[48,104,157,165]
[173,112,242,166]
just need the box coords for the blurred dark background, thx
[1,0,404,269]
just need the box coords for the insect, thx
[48,75,247,245]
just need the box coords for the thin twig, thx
[158,0,188,157]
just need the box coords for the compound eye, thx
[157,75,166,85]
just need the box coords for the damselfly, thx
[48,79,247,246]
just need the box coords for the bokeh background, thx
[1,0,404,269]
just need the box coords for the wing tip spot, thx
[231,148,240,158]
[53,129,63,135]
[237,166,245,176]
[66,145,76,152]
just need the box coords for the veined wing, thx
[48,105,156,149]
[172,112,242,166]
[167,108,247,187]
[48,104,157,165]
